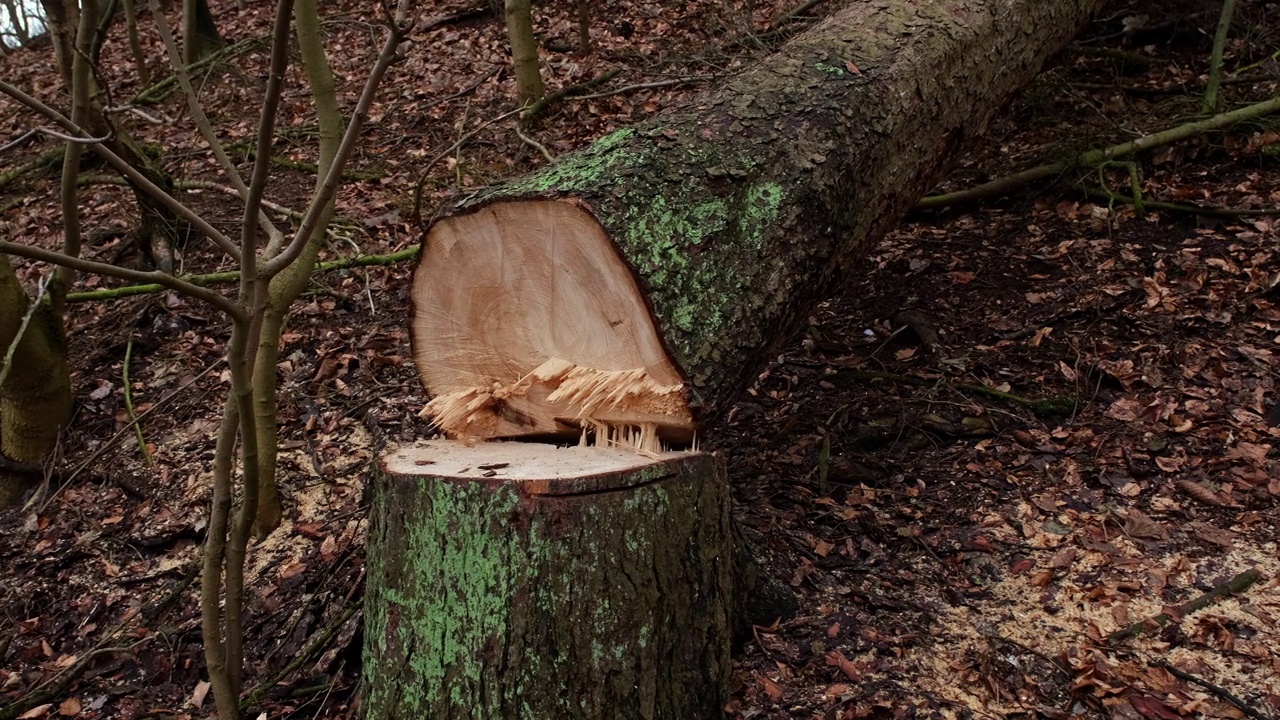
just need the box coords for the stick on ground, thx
[1108,568,1264,643]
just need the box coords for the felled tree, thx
[412,0,1111,446]
[367,0,1110,717]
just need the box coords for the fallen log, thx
[412,0,1109,447]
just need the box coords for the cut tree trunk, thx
[411,0,1108,446]
[363,440,733,719]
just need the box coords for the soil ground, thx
[2,0,1279,718]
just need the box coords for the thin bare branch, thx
[146,0,284,248]
[0,240,243,318]
[0,79,242,260]
[0,126,113,153]
[262,0,412,277]
[241,0,296,290]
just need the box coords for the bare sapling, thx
[0,0,413,717]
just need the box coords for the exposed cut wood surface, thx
[412,200,693,443]
[380,439,697,495]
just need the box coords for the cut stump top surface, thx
[381,440,701,494]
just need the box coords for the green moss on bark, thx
[363,449,733,719]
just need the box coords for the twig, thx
[825,367,1078,416]
[241,600,363,711]
[0,127,113,153]
[916,94,1280,210]
[767,0,829,30]
[122,336,154,467]
[146,0,284,248]
[520,67,623,126]
[1150,660,1270,720]
[132,35,265,104]
[0,273,48,388]
[65,246,420,303]
[0,79,240,258]
[1080,185,1280,217]
[570,75,718,102]
[1065,45,1160,67]
[410,107,524,222]
[78,174,339,225]
[0,638,152,720]
[1108,568,1264,643]
[0,240,242,318]
[723,0,831,50]
[515,123,555,162]
[43,358,224,511]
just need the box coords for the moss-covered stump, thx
[363,440,734,719]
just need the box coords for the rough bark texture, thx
[417,0,1107,427]
[0,256,72,507]
[363,442,734,719]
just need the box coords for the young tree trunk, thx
[38,0,78,88]
[363,441,733,719]
[247,0,344,536]
[182,0,221,65]
[504,0,544,105]
[122,0,151,85]
[576,0,590,54]
[412,0,1109,445]
[0,256,72,508]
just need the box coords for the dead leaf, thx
[1129,694,1181,720]
[57,698,80,716]
[1058,361,1077,381]
[190,679,211,708]
[823,683,851,697]
[1107,397,1143,421]
[1122,509,1167,540]
[1191,524,1236,548]
[18,705,52,719]
[760,677,784,702]
[1048,548,1077,569]
[824,650,862,682]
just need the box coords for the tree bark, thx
[412,0,1109,443]
[504,0,544,106]
[182,0,221,65]
[363,441,734,720]
[0,256,72,508]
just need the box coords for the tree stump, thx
[363,440,734,719]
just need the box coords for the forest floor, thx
[2,0,1280,718]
